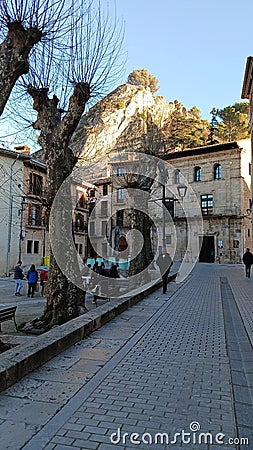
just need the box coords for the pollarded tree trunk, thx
[0,22,42,116]
[28,82,90,326]
[129,209,153,278]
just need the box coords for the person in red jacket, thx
[40,268,48,296]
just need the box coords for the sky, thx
[1,0,252,149]
[113,0,253,120]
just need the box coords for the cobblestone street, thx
[0,264,252,449]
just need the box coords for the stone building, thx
[0,145,50,273]
[163,139,252,263]
[0,146,96,274]
[0,146,30,275]
[242,56,253,238]
[80,140,252,266]
[86,164,131,263]
[21,156,48,268]
[72,176,96,259]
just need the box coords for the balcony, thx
[74,223,88,234]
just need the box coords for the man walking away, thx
[156,249,173,294]
[14,260,24,296]
[242,248,253,278]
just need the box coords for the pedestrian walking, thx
[40,268,48,296]
[27,264,38,298]
[93,260,99,273]
[99,262,108,276]
[156,249,173,294]
[109,263,120,278]
[14,260,24,296]
[242,248,253,278]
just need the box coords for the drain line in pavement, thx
[220,277,253,448]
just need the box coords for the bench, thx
[0,306,18,332]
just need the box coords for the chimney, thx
[13,145,30,155]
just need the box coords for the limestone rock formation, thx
[72,83,174,162]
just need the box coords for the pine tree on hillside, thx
[127,69,159,94]
[210,102,250,143]
[161,100,210,151]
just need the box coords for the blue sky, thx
[1,0,252,148]
[114,0,253,120]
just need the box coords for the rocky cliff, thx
[72,83,174,162]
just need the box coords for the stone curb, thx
[0,273,177,393]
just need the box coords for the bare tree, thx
[112,114,165,277]
[0,0,124,328]
[0,0,71,116]
[23,0,124,326]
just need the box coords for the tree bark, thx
[129,208,153,278]
[0,22,42,115]
[28,82,90,326]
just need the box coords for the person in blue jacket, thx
[27,264,38,298]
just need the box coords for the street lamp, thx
[177,184,188,199]
[86,197,97,258]
[6,156,20,276]
[157,160,169,249]
[156,161,187,250]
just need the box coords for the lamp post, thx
[150,161,188,251]
[157,160,169,249]
[18,197,28,261]
[6,155,19,276]
[87,197,96,258]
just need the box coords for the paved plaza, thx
[0,263,252,449]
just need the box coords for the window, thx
[116,188,124,203]
[214,164,222,180]
[89,221,95,236]
[174,169,180,184]
[34,241,39,254]
[201,194,213,216]
[249,163,252,176]
[27,240,39,254]
[194,167,202,182]
[29,173,43,196]
[103,184,108,196]
[166,235,172,245]
[79,244,83,255]
[117,168,124,176]
[102,242,108,257]
[101,201,108,216]
[116,210,124,226]
[28,203,42,226]
[75,213,85,232]
[101,221,107,236]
